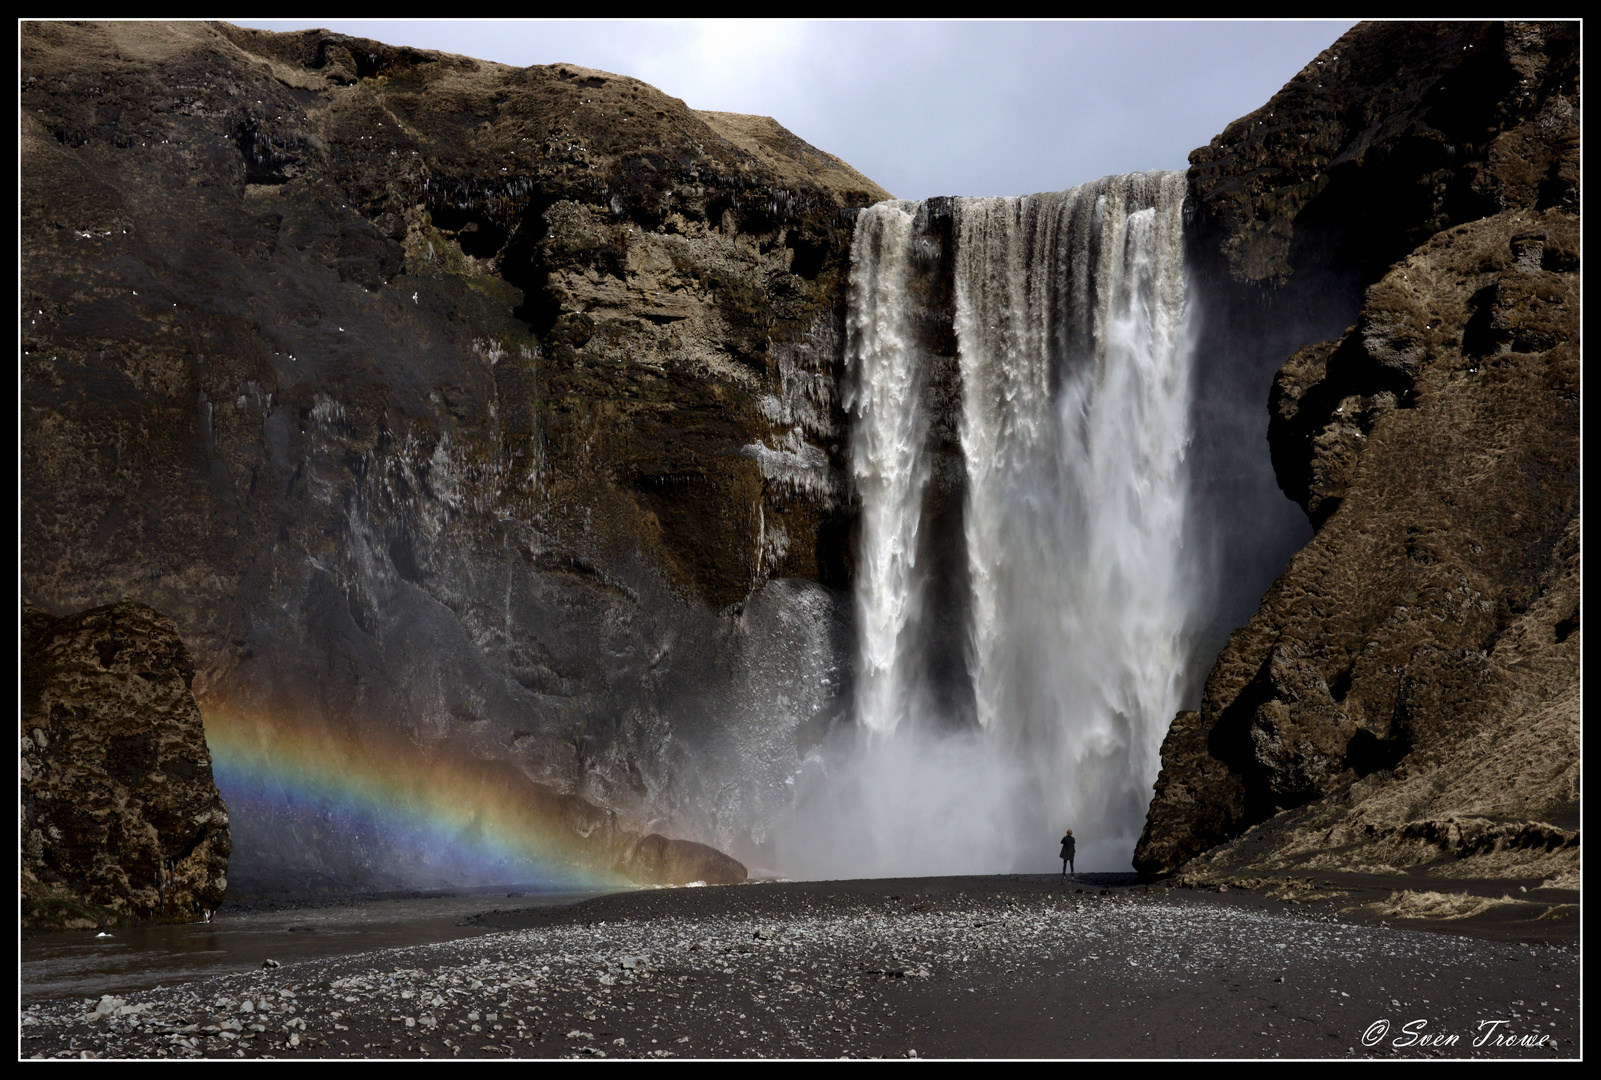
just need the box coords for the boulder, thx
[22,601,231,929]
[622,834,748,887]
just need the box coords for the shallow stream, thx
[21,887,612,1004]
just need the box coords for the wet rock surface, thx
[1138,21,1579,887]
[21,21,884,881]
[18,876,1577,1059]
[22,601,232,930]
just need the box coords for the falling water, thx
[842,202,934,738]
[954,172,1194,867]
[780,173,1196,876]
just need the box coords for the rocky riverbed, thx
[19,875,1578,1059]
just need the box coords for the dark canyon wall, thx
[22,21,887,887]
[1138,21,1579,890]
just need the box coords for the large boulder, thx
[22,601,232,929]
[622,834,747,887]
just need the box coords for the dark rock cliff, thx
[22,601,232,929]
[21,22,887,884]
[1137,21,1579,890]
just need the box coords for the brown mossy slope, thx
[1137,21,1579,899]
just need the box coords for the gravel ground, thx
[18,876,1580,1059]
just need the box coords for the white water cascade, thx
[777,172,1197,876]
[842,202,933,740]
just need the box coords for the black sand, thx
[19,875,1579,1059]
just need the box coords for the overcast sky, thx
[235,19,1357,201]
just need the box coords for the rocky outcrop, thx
[1189,21,1578,289]
[1137,21,1579,887]
[624,834,748,887]
[21,22,885,883]
[22,601,232,929]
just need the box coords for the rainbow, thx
[203,704,631,891]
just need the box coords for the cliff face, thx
[1137,21,1579,893]
[25,21,1578,895]
[22,601,232,929]
[21,22,887,884]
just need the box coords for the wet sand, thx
[19,875,1579,1059]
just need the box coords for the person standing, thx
[1060,829,1076,879]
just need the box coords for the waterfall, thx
[842,201,934,739]
[789,172,1195,876]
[953,173,1194,866]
